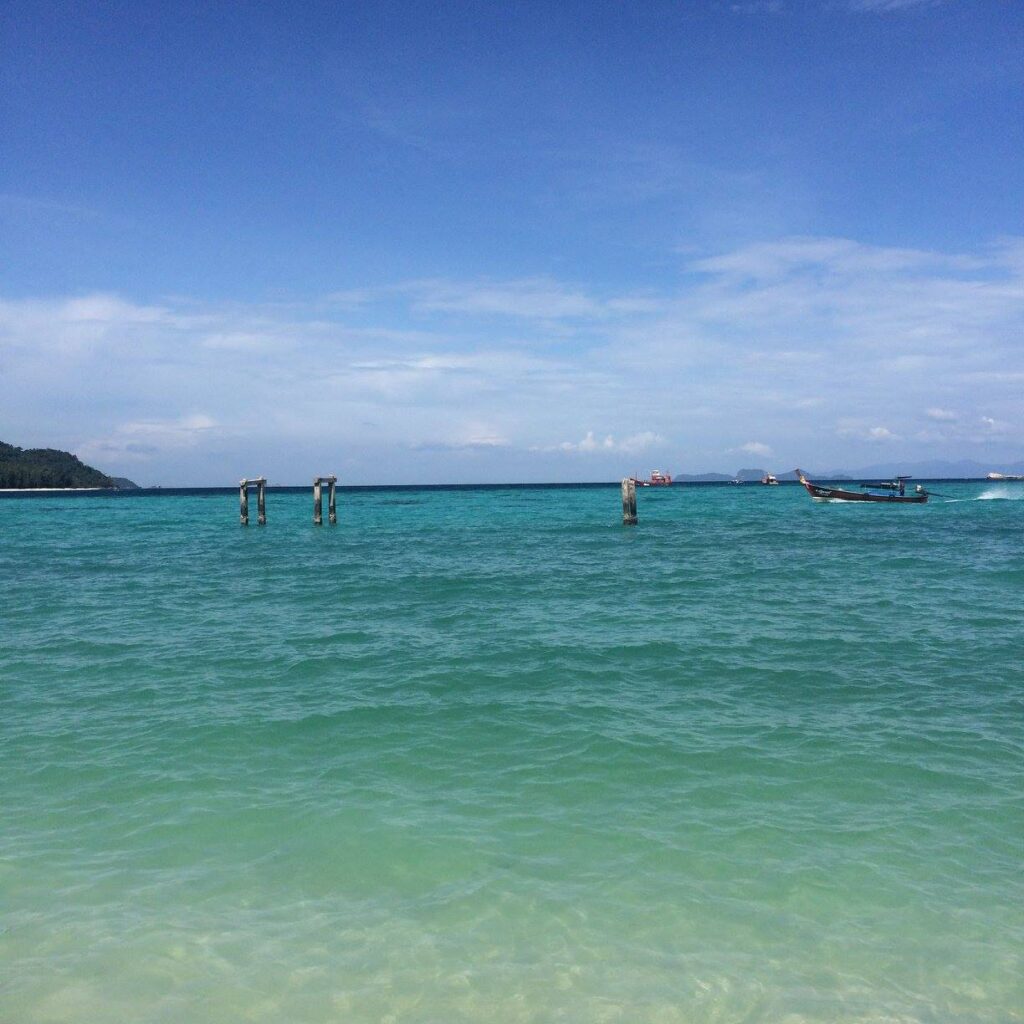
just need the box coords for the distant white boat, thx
[987,472,1024,480]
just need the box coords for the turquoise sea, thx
[2,482,1022,1023]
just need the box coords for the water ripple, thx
[1,484,1022,1022]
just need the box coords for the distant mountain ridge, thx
[833,458,1024,479]
[675,459,1024,482]
[0,441,137,489]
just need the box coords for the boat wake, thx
[977,486,1024,501]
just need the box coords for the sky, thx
[1,0,1022,484]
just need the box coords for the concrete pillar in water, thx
[313,478,323,525]
[327,477,337,525]
[622,478,638,525]
[257,479,266,526]
[239,480,249,526]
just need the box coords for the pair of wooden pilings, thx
[312,476,337,526]
[239,478,267,526]
[239,476,338,525]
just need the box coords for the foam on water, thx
[1,482,1021,1023]
[977,485,1024,500]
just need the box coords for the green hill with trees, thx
[0,441,117,489]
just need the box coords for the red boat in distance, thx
[630,470,673,487]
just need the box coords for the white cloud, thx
[738,441,772,456]
[1,233,1021,482]
[412,434,508,452]
[837,421,900,442]
[328,278,663,323]
[618,431,664,454]
[980,415,1008,435]
[0,293,171,356]
[550,430,663,455]
[559,431,615,453]
[688,235,976,281]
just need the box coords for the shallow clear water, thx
[2,483,1022,1023]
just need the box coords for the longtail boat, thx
[795,469,928,504]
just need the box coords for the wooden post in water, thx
[240,478,267,525]
[313,475,338,525]
[622,478,638,525]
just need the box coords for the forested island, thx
[0,441,136,489]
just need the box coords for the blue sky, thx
[1,0,1022,484]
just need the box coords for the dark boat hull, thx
[800,480,927,503]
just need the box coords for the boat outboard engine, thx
[915,484,924,494]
